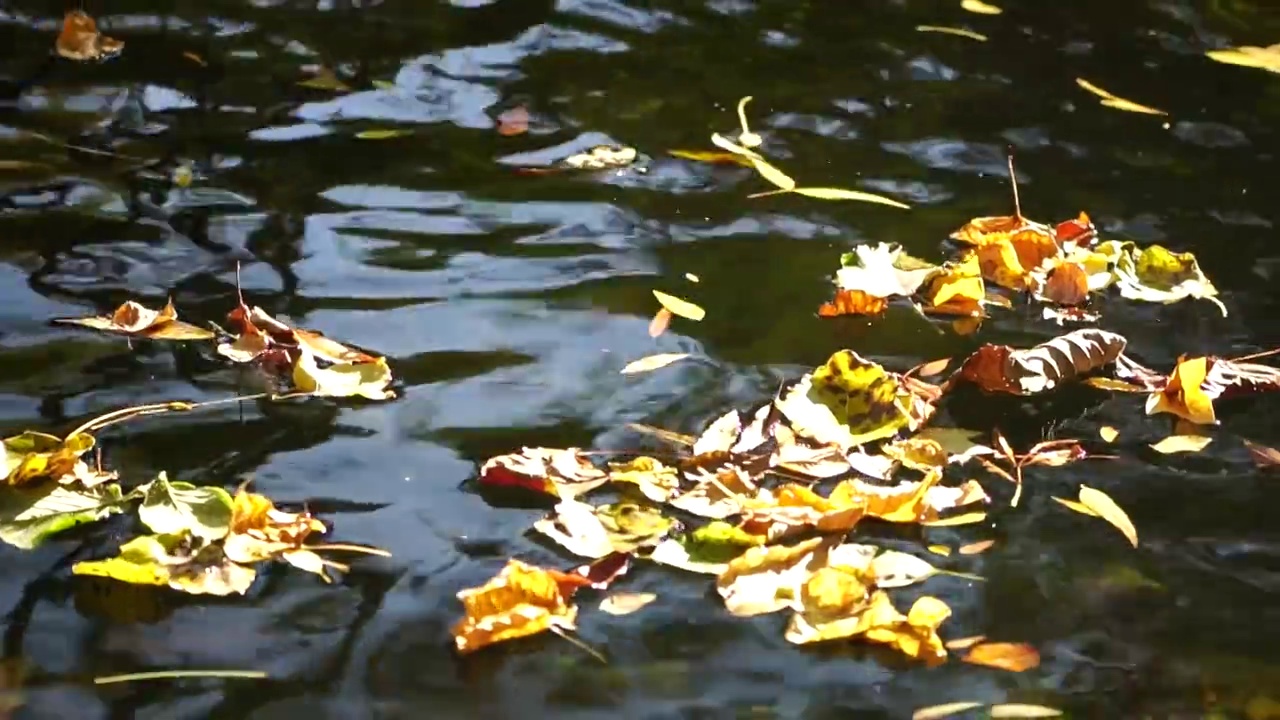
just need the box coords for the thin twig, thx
[94,669,267,685]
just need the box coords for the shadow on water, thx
[1,0,1280,717]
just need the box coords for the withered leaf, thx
[951,329,1128,395]
[962,641,1041,672]
[55,299,213,341]
[452,559,578,654]
[478,447,607,499]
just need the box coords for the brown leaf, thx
[1037,259,1089,306]
[1243,439,1280,469]
[818,289,890,317]
[496,106,529,136]
[452,559,578,654]
[962,641,1041,671]
[56,10,124,62]
[951,329,1128,395]
[55,299,213,341]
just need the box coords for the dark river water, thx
[2,0,1280,717]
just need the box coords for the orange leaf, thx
[962,641,1041,671]
[497,106,530,136]
[818,289,890,317]
[648,308,672,337]
[56,10,124,62]
[1145,356,1216,425]
[1039,260,1089,306]
[452,559,578,654]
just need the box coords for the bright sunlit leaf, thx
[1079,485,1138,547]
[915,25,988,42]
[620,353,691,375]
[652,290,706,321]
[961,0,1002,14]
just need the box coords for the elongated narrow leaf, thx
[748,157,796,191]
[790,187,911,209]
[620,353,690,375]
[989,704,1063,718]
[912,703,983,720]
[1078,485,1138,548]
[652,290,705,321]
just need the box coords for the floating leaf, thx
[54,299,213,341]
[297,67,351,92]
[945,635,987,650]
[1078,485,1138,548]
[652,290,706,322]
[787,589,951,665]
[599,592,657,616]
[1075,78,1167,116]
[292,348,396,400]
[776,350,924,451]
[564,145,637,170]
[951,329,1128,395]
[746,157,796,191]
[820,243,938,318]
[496,106,529,136]
[608,457,681,503]
[716,537,826,617]
[962,641,1041,671]
[2,431,95,486]
[915,26,988,42]
[961,0,1002,14]
[670,467,758,519]
[1052,496,1099,517]
[1104,240,1225,315]
[478,447,608,499]
[1149,434,1213,454]
[870,550,945,589]
[1243,439,1280,469]
[452,559,580,654]
[828,473,990,524]
[912,702,984,720]
[779,187,911,209]
[1206,44,1280,75]
[1100,426,1119,443]
[919,253,985,316]
[667,149,754,167]
[73,533,257,596]
[355,129,413,140]
[0,483,128,549]
[56,10,124,62]
[989,704,1063,718]
[959,539,995,555]
[647,522,761,575]
[534,500,673,559]
[138,472,233,541]
[620,353,690,375]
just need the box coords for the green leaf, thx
[0,483,128,549]
[355,129,414,140]
[776,350,915,451]
[73,534,257,596]
[138,472,233,541]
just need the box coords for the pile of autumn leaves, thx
[0,292,395,594]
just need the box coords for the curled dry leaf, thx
[1,431,96,486]
[55,299,213,341]
[1146,355,1280,426]
[56,10,124,62]
[620,353,690,375]
[452,559,579,654]
[478,447,608,499]
[951,329,1128,395]
[919,253,985,316]
[652,290,705,321]
[962,641,1041,672]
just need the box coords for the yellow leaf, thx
[620,353,690,375]
[789,187,910,209]
[1145,356,1217,425]
[1111,242,1224,315]
[1099,426,1119,443]
[710,132,764,160]
[291,349,396,400]
[652,290,705,321]
[1076,78,1167,115]
[748,156,796,191]
[297,67,350,92]
[355,129,413,140]
[452,559,579,654]
[599,592,657,615]
[716,537,826,617]
[920,511,988,527]
[1078,485,1138,547]
[1149,434,1213,454]
[927,545,951,556]
[961,0,1002,14]
[667,149,753,167]
[1052,496,1099,517]
[989,704,1063,718]
[915,25,987,42]
[1205,44,1280,75]
[920,253,985,316]
[912,702,984,720]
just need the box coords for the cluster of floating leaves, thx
[451,88,1280,718]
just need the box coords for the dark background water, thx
[1,0,1280,717]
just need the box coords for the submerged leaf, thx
[962,641,1041,672]
[620,353,690,375]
